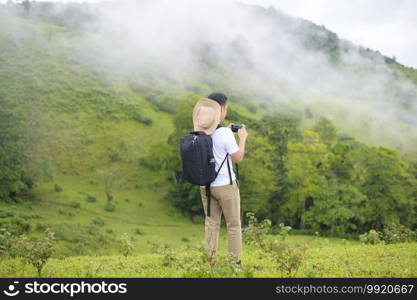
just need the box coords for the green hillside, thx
[0,15,266,255]
[0,16,200,255]
[1,3,416,278]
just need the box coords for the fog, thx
[2,0,417,152]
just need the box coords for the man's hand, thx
[230,124,248,163]
[237,124,248,140]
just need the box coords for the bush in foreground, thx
[14,228,56,276]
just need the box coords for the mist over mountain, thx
[1,0,417,152]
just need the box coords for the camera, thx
[231,124,243,132]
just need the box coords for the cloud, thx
[4,0,416,67]
[2,0,417,154]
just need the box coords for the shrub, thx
[149,240,177,266]
[104,203,116,212]
[179,245,254,278]
[269,241,308,277]
[242,212,272,251]
[381,223,416,244]
[131,111,153,125]
[161,247,176,267]
[270,223,292,240]
[358,223,416,245]
[145,94,177,114]
[54,184,62,192]
[0,217,31,235]
[15,228,56,276]
[359,229,382,244]
[138,157,149,168]
[106,228,113,234]
[0,209,14,218]
[134,228,144,235]
[109,151,121,162]
[181,237,190,243]
[150,240,170,253]
[118,233,134,256]
[70,201,81,209]
[12,217,31,232]
[152,242,176,267]
[19,211,41,219]
[241,212,306,277]
[36,223,48,232]
[91,217,105,227]
[36,222,115,256]
[86,194,97,203]
[0,229,15,257]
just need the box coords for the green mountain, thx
[0,1,416,257]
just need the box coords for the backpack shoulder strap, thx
[189,130,206,135]
[205,183,212,217]
[214,153,233,185]
[226,154,232,185]
[213,124,233,184]
[215,153,228,178]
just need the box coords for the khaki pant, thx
[199,179,242,261]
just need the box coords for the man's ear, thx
[222,104,227,113]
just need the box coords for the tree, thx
[349,146,414,231]
[303,182,367,234]
[238,132,275,218]
[406,160,417,229]
[96,164,123,205]
[0,100,28,202]
[313,116,337,146]
[258,113,301,222]
[329,135,362,181]
[277,130,334,228]
[16,228,56,277]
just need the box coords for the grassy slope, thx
[0,16,262,255]
[0,16,208,254]
[0,17,416,276]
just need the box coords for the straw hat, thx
[192,98,221,135]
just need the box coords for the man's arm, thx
[231,125,248,163]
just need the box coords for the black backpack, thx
[180,124,233,216]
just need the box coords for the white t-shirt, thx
[200,127,240,187]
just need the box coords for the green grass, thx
[1,240,415,277]
[12,172,204,254]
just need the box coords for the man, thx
[198,92,248,264]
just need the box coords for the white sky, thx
[2,0,416,68]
